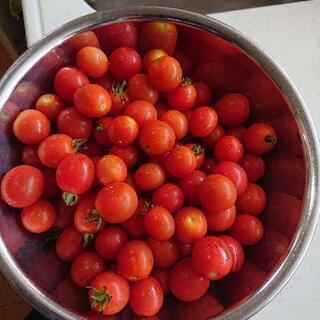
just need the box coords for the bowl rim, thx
[0,6,319,320]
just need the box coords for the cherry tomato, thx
[89,271,129,315]
[54,202,74,229]
[152,183,184,213]
[55,226,87,261]
[144,206,175,241]
[139,120,176,156]
[226,126,246,142]
[117,240,154,281]
[229,214,264,245]
[236,183,266,215]
[189,107,218,137]
[124,100,157,127]
[13,110,50,145]
[173,51,194,76]
[127,74,158,104]
[1,165,44,208]
[92,73,114,91]
[142,49,168,72]
[193,82,212,107]
[160,110,188,140]
[95,226,128,260]
[74,84,111,118]
[215,94,249,127]
[186,143,205,169]
[74,193,103,234]
[151,268,170,295]
[57,107,93,139]
[213,161,248,195]
[22,145,42,167]
[202,125,225,148]
[36,93,64,122]
[94,22,137,53]
[200,157,218,175]
[108,80,130,116]
[76,46,109,77]
[94,117,112,147]
[199,174,237,212]
[167,80,197,111]
[71,252,105,288]
[134,163,166,191]
[155,102,168,118]
[243,123,277,155]
[67,31,99,54]
[21,200,56,233]
[240,153,265,182]
[219,235,244,273]
[108,115,139,146]
[130,277,163,316]
[148,56,182,92]
[95,182,138,223]
[204,205,236,232]
[177,170,206,206]
[109,145,138,169]
[139,21,177,54]
[147,238,179,268]
[79,139,103,158]
[175,207,207,243]
[109,47,141,80]
[169,258,209,302]
[38,134,75,168]
[54,67,89,102]
[215,135,244,163]
[96,155,127,185]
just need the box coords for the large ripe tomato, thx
[89,271,130,315]
[35,93,65,122]
[95,182,138,223]
[130,277,163,316]
[169,258,210,302]
[127,74,158,104]
[56,154,94,194]
[117,240,153,281]
[71,252,105,288]
[1,165,44,208]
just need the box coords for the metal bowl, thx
[0,6,319,320]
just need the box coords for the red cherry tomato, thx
[22,145,42,167]
[200,157,218,175]
[139,21,177,54]
[199,174,237,212]
[67,31,99,54]
[74,84,111,118]
[204,205,236,232]
[71,252,105,287]
[186,143,205,169]
[95,182,138,223]
[21,200,56,233]
[148,56,182,92]
[152,183,184,213]
[134,163,166,191]
[130,277,163,316]
[160,110,188,140]
[178,242,193,258]
[108,115,139,146]
[144,206,175,241]
[213,161,248,195]
[243,123,277,155]
[56,154,94,194]
[57,107,93,139]
[240,153,266,182]
[219,235,245,273]
[36,93,64,122]
[94,117,112,147]
[229,214,264,245]
[92,73,114,91]
[139,120,176,156]
[236,183,266,215]
[169,258,209,302]
[151,268,170,295]
[189,107,218,137]
[1,165,44,208]
[109,47,141,80]
[124,100,157,127]
[117,240,154,281]
[13,110,50,145]
[142,49,168,72]
[38,134,75,168]
[202,125,225,148]
[89,271,129,315]
[109,145,138,169]
[107,80,130,116]
[175,207,207,243]
[215,93,249,127]
[95,226,128,260]
[193,82,212,107]
[96,155,127,185]
[167,80,197,111]
[147,238,179,268]
[54,67,89,102]
[215,135,244,163]
[76,46,109,78]
[127,74,158,104]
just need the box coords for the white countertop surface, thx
[22,0,320,319]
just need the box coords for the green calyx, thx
[181,77,192,86]
[89,286,112,313]
[63,192,78,206]
[191,144,204,156]
[112,80,128,101]
[85,209,104,230]
[72,138,88,152]
[82,233,94,247]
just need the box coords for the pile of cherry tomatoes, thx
[0,20,278,318]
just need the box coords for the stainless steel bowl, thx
[0,6,319,320]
